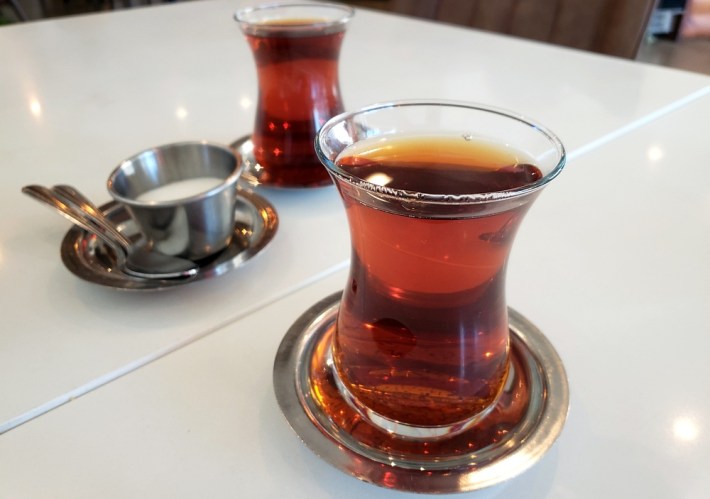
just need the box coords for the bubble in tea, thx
[332,134,542,428]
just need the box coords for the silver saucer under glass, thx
[273,292,569,494]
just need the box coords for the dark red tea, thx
[245,20,346,187]
[332,135,542,428]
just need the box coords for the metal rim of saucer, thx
[60,189,278,291]
[273,292,570,494]
[231,135,333,190]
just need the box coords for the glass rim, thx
[315,100,567,205]
[234,2,354,31]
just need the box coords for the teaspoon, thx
[22,185,199,280]
[52,184,200,280]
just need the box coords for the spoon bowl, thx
[22,184,199,280]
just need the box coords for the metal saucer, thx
[273,292,569,494]
[231,135,333,189]
[60,189,278,291]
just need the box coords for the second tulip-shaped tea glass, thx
[315,101,565,440]
[235,3,353,187]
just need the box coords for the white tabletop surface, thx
[0,1,709,496]
[1,87,708,495]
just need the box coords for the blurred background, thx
[2,0,709,75]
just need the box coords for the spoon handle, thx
[21,185,128,265]
[23,184,199,281]
[52,184,134,250]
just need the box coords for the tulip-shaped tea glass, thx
[235,2,353,187]
[315,101,565,440]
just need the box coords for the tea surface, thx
[335,134,542,195]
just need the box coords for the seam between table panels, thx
[0,258,351,436]
[567,85,710,162]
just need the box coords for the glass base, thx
[273,292,570,494]
[329,345,506,441]
[231,135,333,189]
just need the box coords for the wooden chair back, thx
[353,0,656,58]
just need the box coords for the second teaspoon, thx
[23,184,199,280]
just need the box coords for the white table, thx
[1,1,708,496]
[2,89,709,494]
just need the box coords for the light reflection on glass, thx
[241,139,254,155]
[365,173,393,187]
[673,416,699,442]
